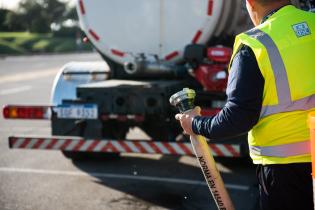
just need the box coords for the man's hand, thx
[175,106,201,136]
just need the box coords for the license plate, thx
[55,104,98,119]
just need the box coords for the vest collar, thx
[260,4,293,24]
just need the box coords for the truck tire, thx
[141,121,181,141]
[102,121,129,139]
[60,122,128,161]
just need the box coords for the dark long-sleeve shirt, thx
[191,7,289,140]
[192,45,265,139]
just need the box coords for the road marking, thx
[0,85,32,95]
[0,68,58,85]
[0,167,249,191]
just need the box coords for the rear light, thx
[83,36,89,43]
[2,105,51,119]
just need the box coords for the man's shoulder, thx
[235,44,255,60]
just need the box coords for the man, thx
[175,0,315,209]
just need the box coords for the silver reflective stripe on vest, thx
[249,140,310,157]
[245,28,315,118]
[260,94,315,117]
[246,29,291,105]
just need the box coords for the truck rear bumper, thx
[8,136,243,157]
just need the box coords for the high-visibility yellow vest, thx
[230,5,315,165]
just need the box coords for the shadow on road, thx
[70,154,258,210]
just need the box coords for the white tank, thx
[76,0,246,65]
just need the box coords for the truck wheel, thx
[141,122,181,141]
[61,122,128,161]
[102,122,129,139]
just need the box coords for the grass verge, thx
[0,32,93,55]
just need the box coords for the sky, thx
[0,0,21,9]
[0,0,75,10]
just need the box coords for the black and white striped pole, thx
[170,88,235,210]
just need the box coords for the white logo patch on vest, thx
[292,22,311,37]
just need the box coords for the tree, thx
[64,5,78,21]
[38,0,67,25]
[4,10,26,31]
[0,9,10,31]
[5,0,68,33]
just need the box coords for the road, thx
[0,53,259,210]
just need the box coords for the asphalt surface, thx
[0,53,259,210]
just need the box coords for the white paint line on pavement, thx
[0,85,32,95]
[0,167,249,191]
[0,68,58,85]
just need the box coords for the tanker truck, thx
[3,0,314,159]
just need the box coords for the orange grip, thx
[308,112,315,178]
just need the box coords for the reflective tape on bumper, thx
[8,136,242,157]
